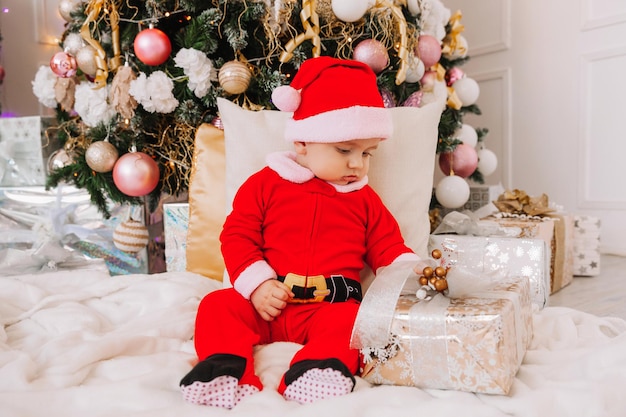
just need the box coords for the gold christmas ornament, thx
[85,140,119,173]
[76,45,98,77]
[113,219,149,253]
[218,61,252,95]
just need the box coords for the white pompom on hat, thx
[271,56,393,143]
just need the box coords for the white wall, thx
[0,0,61,117]
[445,0,626,254]
[2,0,625,253]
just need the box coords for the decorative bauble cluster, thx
[417,249,449,294]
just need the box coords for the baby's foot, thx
[180,354,259,408]
[181,375,258,408]
[282,359,355,404]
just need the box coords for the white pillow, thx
[217,96,444,260]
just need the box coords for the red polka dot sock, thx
[181,375,259,408]
[282,359,355,404]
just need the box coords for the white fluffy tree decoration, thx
[74,82,116,127]
[129,71,179,114]
[31,65,58,109]
[174,48,217,98]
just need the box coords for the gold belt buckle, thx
[283,273,331,303]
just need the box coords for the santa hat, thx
[271,56,393,143]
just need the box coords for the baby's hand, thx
[250,279,295,321]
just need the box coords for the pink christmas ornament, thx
[380,89,396,108]
[134,27,172,66]
[416,35,442,68]
[438,143,479,178]
[50,51,78,78]
[420,70,437,91]
[353,39,389,74]
[402,91,422,107]
[113,152,160,197]
[445,67,464,87]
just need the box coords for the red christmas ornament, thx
[113,152,160,196]
[416,35,442,68]
[50,51,78,78]
[134,27,172,66]
[438,143,479,178]
[0,64,5,84]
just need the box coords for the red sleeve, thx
[220,169,276,298]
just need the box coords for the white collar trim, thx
[266,151,368,192]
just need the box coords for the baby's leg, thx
[180,288,269,408]
[278,300,360,404]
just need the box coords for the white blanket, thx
[1,269,626,417]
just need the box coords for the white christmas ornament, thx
[63,33,85,55]
[477,148,498,176]
[453,77,480,106]
[455,124,478,147]
[435,175,470,208]
[331,0,373,22]
[404,56,425,83]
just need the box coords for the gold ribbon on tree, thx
[280,0,321,63]
[441,10,466,57]
[378,0,409,85]
[80,0,123,89]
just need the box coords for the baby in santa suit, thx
[180,56,428,408]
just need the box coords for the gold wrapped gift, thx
[485,215,575,294]
[353,263,532,395]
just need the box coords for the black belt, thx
[277,273,362,303]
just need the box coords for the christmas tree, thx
[33,0,495,217]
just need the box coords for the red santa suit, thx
[192,151,419,393]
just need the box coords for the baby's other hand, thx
[250,279,295,321]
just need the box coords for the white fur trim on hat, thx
[284,105,393,143]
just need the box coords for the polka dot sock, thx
[181,375,259,408]
[283,367,355,404]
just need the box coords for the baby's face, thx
[294,138,382,185]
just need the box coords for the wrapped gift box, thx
[428,234,550,309]
[357,273,532,395]
[572,215,601,276]
[483,214,575,293]
[0,186,147,275]
[163,203,189,272]
[0,116,59,186]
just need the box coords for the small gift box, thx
[486,189,575,293]
[0,116,59,186]
[428,234,550,309]
[572,215,601,276]
[352,262,532,395]
[163,203,189,272]
[0,186,147,275]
